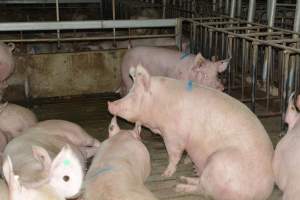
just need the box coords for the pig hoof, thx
[162,166,176,177]
[183,156,192,164]
[179,176,200,185]
[175,183,198,193]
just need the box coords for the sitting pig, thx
[108,64,274,200]
[119,46,230,96]
[0,102,38,138]
[82,116,157,200]
[2,120,97,199]
[273,93,300,200]
[0,178,8,200]
[0,42,15,92]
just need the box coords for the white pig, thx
[108,64,274,200]
[273,93,300,200]
[2,120,92,199]
[119,46,230,96]
[82,116,157,200]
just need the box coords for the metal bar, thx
[251,43,258,112]
[236,0,242,17]
[0,34,176,43]
[247,0,256,23]
[175,18,182,50]
[55,0,61,48]
[0,19,177,31]
[230,0,236,18]
[225,0,230,15]
[0,0,103,3]
[222,26,262,31]
[243,32,285,36]
[268,0,277,28]
[281,51,291,129]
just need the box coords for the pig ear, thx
[2,156,22,192]
[129,66,136,81]
[109,116,120,137]
[136,64,151,91]
[7,43,15,52]
[216,58,231,73]
[194,53,206,66]
[132,123,142,140]
[50,144,74,173]
[32,145,52,173]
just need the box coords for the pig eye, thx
[63,175,70,182]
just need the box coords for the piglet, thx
[119,46,230,96]
[273,93,300,200]
[82,116,157,200]
[108,64,274,200]
[0,178,8,200]
[2,120,92,199]
[0,102,37,138]
[2,156,66,200]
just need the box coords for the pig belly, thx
[187,147,273,200]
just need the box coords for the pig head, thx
[2,144,83,200]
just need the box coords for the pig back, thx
[90,133,151,182]
[0,178,8,200]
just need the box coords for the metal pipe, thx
[247,0,256,23]
[55,0,61,48]
[268,0,277,28]
[163,0,167,19]
[213,0,217,12]
[236,0,242,17]
[251,43,258,112]
[225,0,230,15]
[230,0,236,18]
[281,51,291,129]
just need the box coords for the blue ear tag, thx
[63,159,71,167]
[186,80,193,91]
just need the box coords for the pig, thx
[2,120,88,199]
[0,42,15,89]
[119,46,230,96]
[273,93,300,200]
[0,178,8,200]
[108,64,274,200]
[0,102,38,138]
[82,116,157,200]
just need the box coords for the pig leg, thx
[162,134,185,177]
[176,148,255,200]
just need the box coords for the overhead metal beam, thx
[0,0,102,3]
[0,19,177,31]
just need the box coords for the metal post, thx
[225,0,230,15]
[230,0,236,18]
[236,0,242,17]
[247,0,256,23]
[251,42,258,112]
[219,0,223,14]
[112,0,116,46]
[268,0,277,28]
[163,0,167,19]
[55,0,61,48]
[175,18,182,51]
[213,0,217,12]
[281,51,290,129]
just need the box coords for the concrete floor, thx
[32,93,283,200]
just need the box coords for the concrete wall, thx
[4,49,126,101]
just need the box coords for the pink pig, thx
[108,64,274,200]
[83,116,157,200]
[0,102,38,138]
[119,46,230,96]
[0,42,15,90]
[273,93,300,200]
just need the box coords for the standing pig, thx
[82,116,157,200]
[2,119,98,199]
[0,102,37,138]
[0,178,8,200]
[108,65,274,200]
[119,46,230,96]
[273,93,300,200]
[0,42,15,92]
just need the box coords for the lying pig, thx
[0,42,15,90]
[0,178,8,200]
[119,46,230,96]
[2,120,88,199]
[273,93,300,200]
[108,65,274,200]
[82,116,157,200]
[0,102,37,138]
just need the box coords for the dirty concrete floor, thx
[31,93,282,200]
